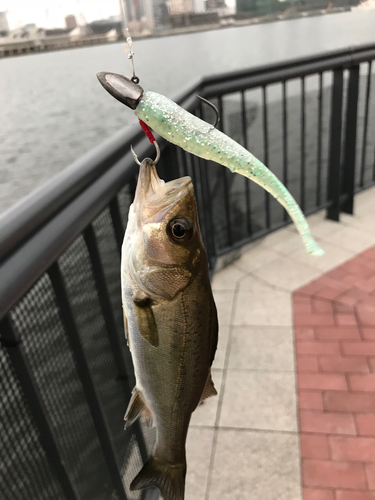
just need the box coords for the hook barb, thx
[131,140,160,166]
[196,95,220,128]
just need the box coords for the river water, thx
[1,9,375,214]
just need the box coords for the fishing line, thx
[119,0,139,84]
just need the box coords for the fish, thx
[97,72,324,257]
[121,157,218,500]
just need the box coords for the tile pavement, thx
[184,186,375,500]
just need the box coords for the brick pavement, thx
[294,247,375,500]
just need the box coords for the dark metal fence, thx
[1,43,374,500]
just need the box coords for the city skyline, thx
[0,0,122,30]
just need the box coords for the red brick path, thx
[293,247,375,500]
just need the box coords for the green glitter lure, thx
[97,72,324,256]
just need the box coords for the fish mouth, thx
[134,159,192,221]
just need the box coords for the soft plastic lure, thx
[97,72,324,256]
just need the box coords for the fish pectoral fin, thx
[134,298,159,347]
[199,371,217,404]
[124,388,150,428]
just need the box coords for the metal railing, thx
[0,43,374,500]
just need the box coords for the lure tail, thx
[131,455,186,500]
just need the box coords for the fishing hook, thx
[196,95,220,129]
[131,140,160,166]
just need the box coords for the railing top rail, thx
[202,42,375,84]
[201,43,375,97]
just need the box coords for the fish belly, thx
[125,274,215,463]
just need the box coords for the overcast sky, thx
[0,0,122,29]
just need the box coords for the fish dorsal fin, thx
[124,389,147,428]
[143,267,191,300]
[133,298,158,347]
[199,372,217,404]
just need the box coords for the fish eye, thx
[168,218,194,244]
[172,223,186,238]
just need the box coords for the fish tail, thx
[130,455,186,500]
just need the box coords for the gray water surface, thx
[1,9,375,214]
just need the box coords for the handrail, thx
[201,42,375,86]
[201,43,375,96]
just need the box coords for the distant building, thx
[236,0,359,14]
[167,0,194,14]
[206,0,226,9]
[65,15,77,30]
[88,20,122,35]
[0,11,9,37]
[236,0,290,15]
[153,0,170,27]
[236,0,256,14]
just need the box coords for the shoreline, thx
[0,6,351,60]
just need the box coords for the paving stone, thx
[323,391,375,413]
[289,240,354,273]
[213,290,235,326]
[235,244,281,272]
[208,429,302,500]
[303,459,366,489]
[299,410,356,435]
[329,436,375,462]
[228,326,295,371]
[185,427,214,500]
[297,373,347,391]
[336,491,375,500]
[190,370,223,427]
[356,414,375,436]
[303,489,334,500]
[300,434,330,459]
[212,265,246,291]
[212,325,229,370]
[252,256,321,291]
[318,355,369,373]
[298,390,324,410]
[324,226,375,254]
[220,371,298,431]
[234,289,292,326]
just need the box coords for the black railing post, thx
[341,65,360,215]
[316,72,323,207]
[0,316,79,500]
[241,90,253,235]
[47,262,128,500]
[360,61,373,187]
[326,68,344,221]
[262,85,271,228]
[300,76,306,212]
[109,197,125,255]
[282,80,289,221]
